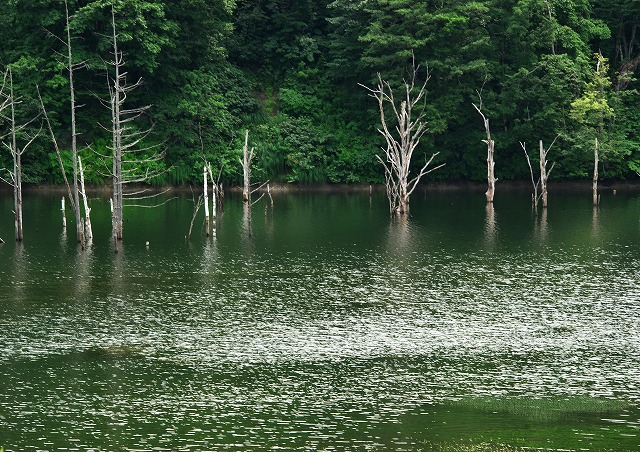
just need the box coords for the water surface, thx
[0,188,639,450]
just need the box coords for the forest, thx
[0,0,639,187]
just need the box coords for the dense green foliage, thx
[0,0,638,185]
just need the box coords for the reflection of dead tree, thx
[101,6,166,249]
[1,68,41,242]
[521,138,557,209]
[472,88,496,203]
[360,57,444,215]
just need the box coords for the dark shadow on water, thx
[395,397,640,450]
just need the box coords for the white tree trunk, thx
[472,94,496,203]
[204,165,210,236]
[539,140,548,208]
[8,69,23,242]
[361,58,444,216]
[65,0,84,247]
[61,197,67,228]
[242,129,253,203]
[593,137,599,206]
[78,156,92,240]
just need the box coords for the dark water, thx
[0,188,639,450]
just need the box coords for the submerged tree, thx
[0,68,41,241]
[38,0,86,247]
[360,57,444,215]
[521,138,557,210]
[472,88,496,203]
[241,129,254,203]
[104,5,165,247]
[65,0,85,246]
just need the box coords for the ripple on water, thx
[1,207,639,449]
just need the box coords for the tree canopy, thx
[0,0,638,185]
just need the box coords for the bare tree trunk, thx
[65,0,84,247]
[8,69,23,241]
[540,140,548,208]
[78,156,92,240]
[204,164,210,236]
[61,197,67,228]
[105,6,164,246]
[38,86,78,238]
[241,129,254,203]
[206,164,218,235]
[3,69,39,242]
[360,56,444,215]
[472,91,496,203]
[111,8,123,241]
[593,137,599,206]
[522,144,539,210]
[539,140,548,208]
[187,194,203,240]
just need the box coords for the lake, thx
[0,187,639,450]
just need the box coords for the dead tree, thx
[241,129,254,203]
[206,163,222,236]
[0,68,41,241]
[78,156,92,239]
[38,86,81,239]
[39,1,85,246]
[472,89,496,203]
[103,6,166,248]
[521,138,557,209]
[65,0,85,246]
[593,137,600,206]
[360,57,444,215]
[204,164,210,236]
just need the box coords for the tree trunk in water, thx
[61,197,67,228]
[472,95,496,203]
[9,70,23,242]
[396,189,409,215]
[242,129,252,203]
[204,165,210,236]
[593,137,599,206]
[78,156,92,240]
[486,139,496,203]
[14,151,23,242]
[539,140,548,208]
[362,60,443,216]
[65,0,84,247]
[111,5,123,242]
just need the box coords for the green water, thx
[1,188,639,450]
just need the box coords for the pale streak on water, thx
[0,191,639,450]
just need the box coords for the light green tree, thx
[570,53,614,205]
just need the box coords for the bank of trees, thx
[0,0,638,190]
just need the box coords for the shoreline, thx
[4,178,640,195]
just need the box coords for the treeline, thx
[0,0,638,186]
